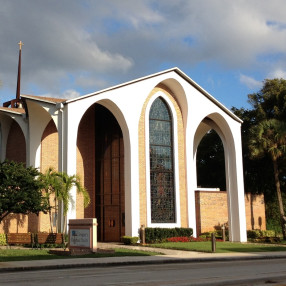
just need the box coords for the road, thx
[1,259,286,285]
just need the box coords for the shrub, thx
[260,230,275,237]
[0,234,6,246]
[247,230,261,239]
[145,227,193,243]
[247,229,276,239]
[122,236,139,245]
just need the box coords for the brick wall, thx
[41,119,58,172]
[138,85,188,227]
[6,120,26,163]
[195,191,266,235]
[1,121,27,233]
[245,193,266,230]
[76,105,95,219]
[39,119,59,232]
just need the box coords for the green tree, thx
[0,161,49,223]
[248,78,286,121]
[57,172,90,233]
[39,167,62,232]
[249,119,286,239]
[232,107,274,196]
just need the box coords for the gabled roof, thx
[21,94,66,104]
[65,67,242,123]
[0,107,25,115]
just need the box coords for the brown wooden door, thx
[95,105,125,242]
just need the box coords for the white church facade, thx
[0,68,248,242]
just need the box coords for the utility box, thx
[68,218,97,254]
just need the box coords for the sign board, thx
[70,229,90,247]
[68,218,97,253]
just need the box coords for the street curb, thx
[1,254,286,273]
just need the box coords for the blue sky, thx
[1,0,286,110]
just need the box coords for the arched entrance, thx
[94,104,125,242]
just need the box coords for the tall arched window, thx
[149,97,175,223]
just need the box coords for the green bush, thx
[0,234,7,246]
[122,236,139,245]
[247,230,261,239]
[247,229,276,239]
[260,230,276,237]
[145,227,193,243]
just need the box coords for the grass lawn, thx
[149,241,286,253]
[0,248,160,262]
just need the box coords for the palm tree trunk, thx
[273,158,286,239]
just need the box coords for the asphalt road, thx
[1,258,286,286]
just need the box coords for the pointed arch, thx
[193,112,246,241]
[149,97,175,223]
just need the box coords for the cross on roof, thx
[18,41,24,50]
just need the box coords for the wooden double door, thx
[94,105,125,242]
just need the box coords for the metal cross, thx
[18,41,24,50]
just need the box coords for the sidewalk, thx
[1,243,286,273]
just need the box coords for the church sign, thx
[68,218,97,253]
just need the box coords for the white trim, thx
[145,92,181,228]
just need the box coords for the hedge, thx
[247,229,276,239]
[122,236,139,245]
[145,227,193,243]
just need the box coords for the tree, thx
[232,107,274,195]
[0,161,49,223]
[39,167,62,232]
[196,129,226,190]
[39,168,90,233]
[248,78,286,121]
[249,119,286,239]
[57,172,90,233]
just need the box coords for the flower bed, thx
[166,236,223,242]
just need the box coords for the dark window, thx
[149,97,175,223]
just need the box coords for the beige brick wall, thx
[195,191,266,235]
[41,119,58,172]
[245,193,266,230]
[39,119,59,233]
[138,84,188,227]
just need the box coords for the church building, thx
[0,66,252,242]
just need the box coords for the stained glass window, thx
[149,97,175,223]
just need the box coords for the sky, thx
[1,0,286,110]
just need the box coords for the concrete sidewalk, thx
[1,243,286,273]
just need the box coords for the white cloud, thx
[62,89,81,99]
[240,74,262,90]
[40,89,80,100]
[1,0,286,105]
[268,69,286,79]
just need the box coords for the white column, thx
[227,126,247,242]
[64,105,78,223]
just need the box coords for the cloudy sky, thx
[1,0,286,109]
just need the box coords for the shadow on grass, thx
[218,246,286,253]
[0,248,159,262]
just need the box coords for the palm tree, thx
[249,119,286,239]
[56,172,90,234]
[39,167,62,233]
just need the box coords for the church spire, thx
[3,41,24,108]
[16,41,23,102]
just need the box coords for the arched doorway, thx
[94,104,125,242]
